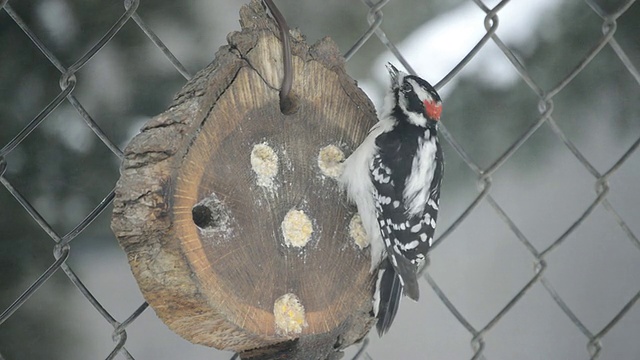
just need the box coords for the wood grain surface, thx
[111,1,378,358]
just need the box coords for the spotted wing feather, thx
[371,153,422,300]
[370,131,443,333]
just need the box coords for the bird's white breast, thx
[403,135,437,217]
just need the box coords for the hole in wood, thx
[318,144,345,179]
[349,213,369,250]
[273,293,307,336]
[281,209,313,248]
[251,143,279,189]
[192,204,220,229]
[280,92,299,115]
[191,194,229,232]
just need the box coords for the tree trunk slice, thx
[111,1,378,358]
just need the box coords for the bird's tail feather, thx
[374,258,403,336]
[393,253,420,301]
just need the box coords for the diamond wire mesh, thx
[1,0,639,359]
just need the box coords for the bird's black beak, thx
[386,63,400,85]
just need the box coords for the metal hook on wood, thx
[263,0,297,114]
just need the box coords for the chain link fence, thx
[1,0,639,359]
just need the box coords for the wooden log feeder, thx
[111,1,379,358]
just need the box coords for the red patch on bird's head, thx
[424,100,442,121]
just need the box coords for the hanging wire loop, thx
[263,0,297,114]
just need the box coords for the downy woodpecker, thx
[340,63,443,335]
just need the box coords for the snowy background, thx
[1,0,639,359]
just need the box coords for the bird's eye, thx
[401,83,412,93]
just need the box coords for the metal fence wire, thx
[1,0,639,359]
